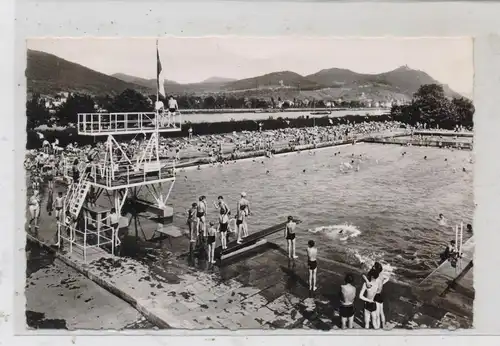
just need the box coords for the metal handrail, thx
[78,112,183,134]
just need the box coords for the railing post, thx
[69,224,73,254]
[84,230,87,263]
[57,222,61,247]
[111,227,115,256]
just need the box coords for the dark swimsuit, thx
[207,235,216,244]
[286,227,296,240]
[339,304,355,318]
[374,291,384,303]
[365,301,377,312]
[197,211,205,218]
[219,222,228,232]
[308,260,317,270]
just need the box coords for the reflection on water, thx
[167,143,473,284]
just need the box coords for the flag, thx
[156,41,165,98]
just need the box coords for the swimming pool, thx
[166,143,473,285]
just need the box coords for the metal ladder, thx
[65,166,91,218]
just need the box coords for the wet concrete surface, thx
[25,239,154,330]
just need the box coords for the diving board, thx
[216,219,302,261]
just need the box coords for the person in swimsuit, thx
[28,190,41,232]
[370,262,389,328]
[207,221,217,264]
[216,196,230,249]
[196,196,207,238]
[32,173,41,191]
[187,202,197,243]
[284,216,298,259]
[339,273,356,329]
[46,188,54,216]
[440,239,457,264]
[236,192,250,244]
[363,263,389,327]
[359,268,381,329]
[72,159,80,184]
[306,239,317,291]
[45,163,54,190]
[53,191,65,221]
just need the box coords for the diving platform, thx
[86,162,176,190]
[215,219,302,262]
[77,112,182,136]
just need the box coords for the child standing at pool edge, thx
[307,240,318,292]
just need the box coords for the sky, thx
[27,37,473,97]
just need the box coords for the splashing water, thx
[308,223,362,241]
[348,248,398,281]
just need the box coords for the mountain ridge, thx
[27,49,465,101]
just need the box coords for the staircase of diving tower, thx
[65,169,91,218]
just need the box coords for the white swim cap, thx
[241,192,247,197]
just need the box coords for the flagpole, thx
[156,39,159,104]
[155,39,160,162]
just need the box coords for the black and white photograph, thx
[23,37,474,330]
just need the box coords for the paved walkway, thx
[25,240,152,330]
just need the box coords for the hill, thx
[26,50,151,96]
[223,71,321,91]
[305,68,367,86]
[27,50,464,101]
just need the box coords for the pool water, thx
[168,143,474,285]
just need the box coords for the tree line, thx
[390,84,474,130]
[27,88,367,130]
[25,84,474,149]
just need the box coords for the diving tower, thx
[58,109,182,261]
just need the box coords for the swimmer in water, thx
[438,213,447,226]
[424,156,427,160]
[466,223,473,234]
[285,216,298,260]
[307,240,318,292]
